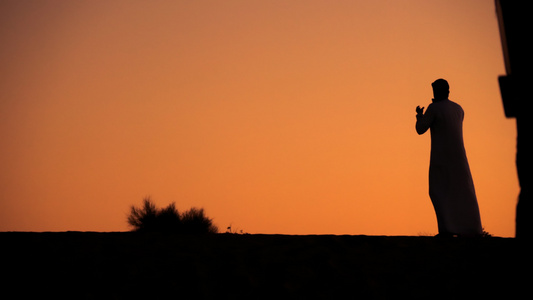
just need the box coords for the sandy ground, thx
[1,232,529,299]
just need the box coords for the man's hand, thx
[416,106,425,115]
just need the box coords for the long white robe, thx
[416,99,482,236]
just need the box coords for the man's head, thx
[432,78,449,101]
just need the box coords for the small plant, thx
[127,197,218,234]
[225,224,248,235]
[481,228,492,237]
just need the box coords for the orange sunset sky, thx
[0,0,518,236]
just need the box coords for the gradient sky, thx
[0,0,517,236]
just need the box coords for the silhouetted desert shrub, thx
[127,197,218,234]
[128,198,161,232]
[181,207,218,234]
[155,202,182,233]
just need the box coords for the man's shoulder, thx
[441,99,463,110]
[449,100,464,112]
[429,100,464,116]
[448,99,462,107]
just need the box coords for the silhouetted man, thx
[415,79,482,237]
